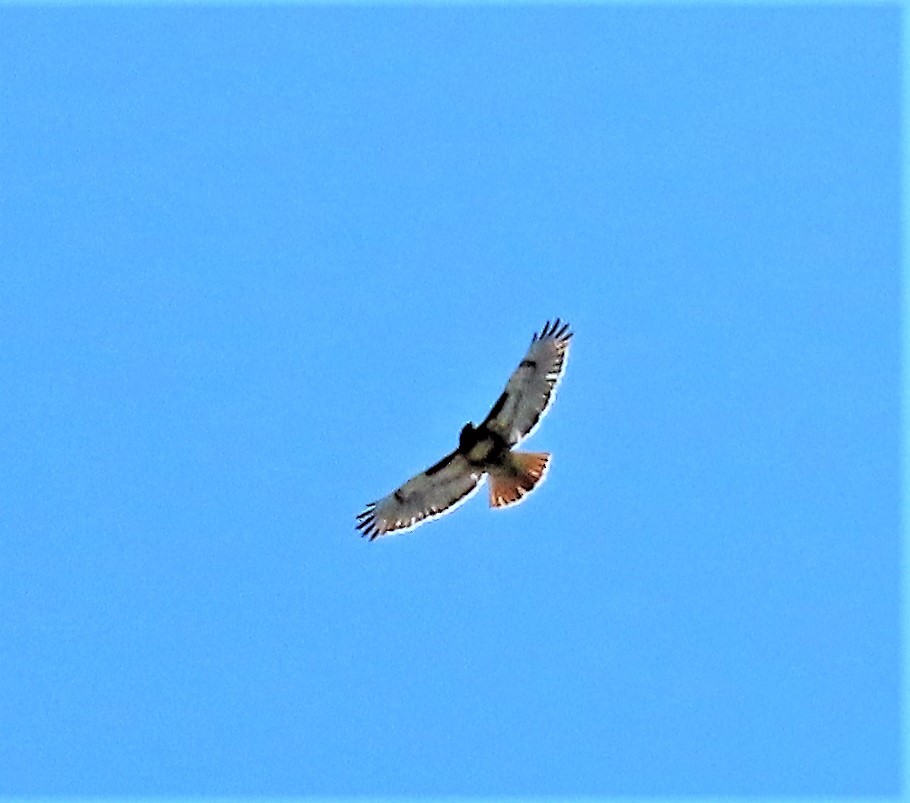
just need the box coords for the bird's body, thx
[357,319,572,539]
[459,423,508,467]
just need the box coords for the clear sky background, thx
[0,4,901,797]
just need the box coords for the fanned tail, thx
[488,451,550,508]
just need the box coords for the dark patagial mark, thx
[426,450,457,476]
[394,490,405,503]
[480,392,508,428]
[520,359,537,369]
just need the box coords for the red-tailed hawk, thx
[356,319,572,540]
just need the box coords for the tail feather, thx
[488,451,551,509]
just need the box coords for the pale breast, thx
[466,440,495,464]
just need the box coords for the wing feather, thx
[481,318,572,446]
[356,451,485,540]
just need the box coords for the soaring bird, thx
[356,319,572,540]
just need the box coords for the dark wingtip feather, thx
[536,318,573,341]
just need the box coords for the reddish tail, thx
[488,451,551,509]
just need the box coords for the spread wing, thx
[481,318,572,446]
[356,451,485,540]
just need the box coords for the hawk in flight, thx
[356,319,572,540]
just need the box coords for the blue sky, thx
[0,4,901,796]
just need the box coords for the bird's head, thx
[459,422,476,451]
